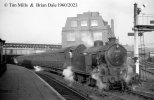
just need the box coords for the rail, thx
[36,72,89,100]
[128,90,154,99]
[139,61,154,73]
[36,70,154,100]
[139,60,154,82]
[140,61,154,68]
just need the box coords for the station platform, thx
[0,64,65,100]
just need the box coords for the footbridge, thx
[2,43,62,63]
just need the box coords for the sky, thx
[0,0,154,45]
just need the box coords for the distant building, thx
[62,12,115,47]
[123,44,151,58]
[123,45,134,57]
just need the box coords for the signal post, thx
[134,3,139,74]
[133,3,154,75]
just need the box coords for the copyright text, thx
[4,2,78,8]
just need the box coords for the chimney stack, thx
[111,19,115,37]
[109,37,116,43]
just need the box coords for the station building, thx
[62,12,115,47]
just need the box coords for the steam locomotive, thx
[15,37,138,90]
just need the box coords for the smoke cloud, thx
[82,34,94,47]
[91,68,107,90]
[13,58,18,64]
[122,57,134,83]
[62,66,74,86]
[34,66,43,72]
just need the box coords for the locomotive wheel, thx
[77,75,84,83]
[86,77,91,86]
[74,74,78,81]
[87,78,96,87]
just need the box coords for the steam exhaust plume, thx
[62,66,74,86]
[82,34,94,47]
[120,57,142,90]
[13,58,18,64]
[91,68,107,90]
[34,66,43,72]
[122,57,134,83]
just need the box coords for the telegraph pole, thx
[134,3,140,74]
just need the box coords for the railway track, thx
[130,89,154,99]
[36,70,154,100]
[140,61,154,69]
[139,61,154,81]
[36,71,124,100]
[36,72,89,100]
[106,90,154,100]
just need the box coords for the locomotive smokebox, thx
[94,40,103,47]
[109,37,116,43]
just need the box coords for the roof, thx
[83,44,110,54]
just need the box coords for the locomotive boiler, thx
[15,37,135,90]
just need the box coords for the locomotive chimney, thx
[94,40,103,47]
[111,19,115,37]
[109,37,116,43]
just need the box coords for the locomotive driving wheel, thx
[77,75,84,83]
[87,77,96,87]
[89,78,96,87]
[74,74,78,81]
[86,77,91,85]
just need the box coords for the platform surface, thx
[0,64,65,100]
